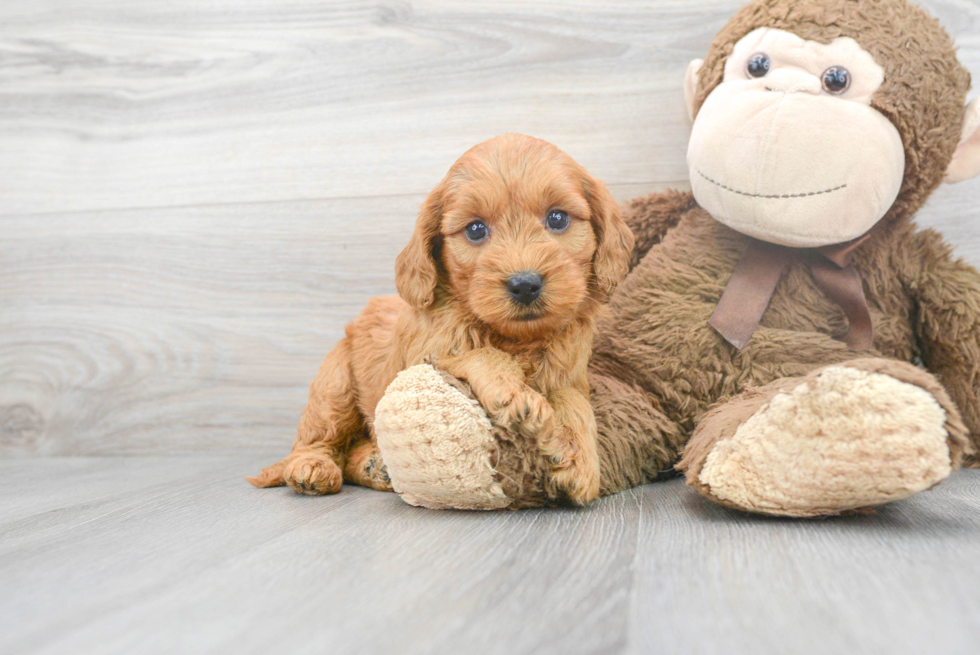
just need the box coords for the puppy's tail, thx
[245,460,286,488]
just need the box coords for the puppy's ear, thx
[584,173,634,296]
[395,183,445,310]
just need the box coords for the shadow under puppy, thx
[248,133,634,504]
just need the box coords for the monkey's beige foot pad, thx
[375,364,512,510]
[678,360,966,517]
[376,364,553,510]
[375,364,515,510]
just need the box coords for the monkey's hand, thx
[906,230,980,463]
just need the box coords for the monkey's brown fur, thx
[587,0,980,500]
[247,133,634,505]
[410,0,980,512]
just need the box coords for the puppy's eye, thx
[822,66,851,95]
[546,209,570,232]
[746,53,771,78]
[464,220,488,243]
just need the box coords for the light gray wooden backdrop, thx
[2,0,979,457]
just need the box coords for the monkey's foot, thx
[678,359,967,517]
[374,364,516,510]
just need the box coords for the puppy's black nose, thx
[506,272,543,305]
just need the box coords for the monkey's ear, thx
[944,98,980,184]
[584,174,634,296]
[395,184,444,310]
[684,59,704,122]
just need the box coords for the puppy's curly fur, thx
[247,133,634,504]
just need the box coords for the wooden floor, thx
[2,457,979,655]
[3,1,980,653]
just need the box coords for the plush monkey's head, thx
[685,0,980,248]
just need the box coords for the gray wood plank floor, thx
[2,457,979,655]
[3,2,980,653]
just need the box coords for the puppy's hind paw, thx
[360,453,394,492]
[344,442,395,492]
[282,453,344,496]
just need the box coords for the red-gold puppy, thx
[248,133,634,504]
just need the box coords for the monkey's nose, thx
[506,272,543,305]
[763,68,821,95]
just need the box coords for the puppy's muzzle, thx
[506,272,543,306]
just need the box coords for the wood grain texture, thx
[1,456,979,655]
[0,0,705,216]
[1,0,980,455]
[0,196,421,455]
[630,472,980,654]
[0,0,976,216]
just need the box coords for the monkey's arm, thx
[905,228,980,462]
[622,189,697,271]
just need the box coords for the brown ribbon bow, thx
[709,235,873,351]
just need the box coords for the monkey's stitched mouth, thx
[697,169,847,199]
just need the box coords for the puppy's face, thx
[394,134,633,341]
[441,145,595,339]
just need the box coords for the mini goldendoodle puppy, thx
[247,133,633,504]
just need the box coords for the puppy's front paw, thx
[482,382,554,436]
[540,427,600,505]
[282,453,343,495]
[552,461,601,505]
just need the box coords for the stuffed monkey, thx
[375,0,980,516]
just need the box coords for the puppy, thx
[247,133,634,504]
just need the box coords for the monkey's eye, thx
[822,66,851,95]
[746,53,771,78]
[465,220,489,243]
[546,209,570,232]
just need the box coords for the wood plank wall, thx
[2,0,979,455]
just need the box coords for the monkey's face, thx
[687,28,906,248]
